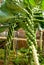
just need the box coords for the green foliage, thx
[0,0,44,65]
[0,49,16,60]
[0,24,9,32]
[13,54,28,65]
[39,53,44,65]
[41,0,44,10]
[0,49,4,60]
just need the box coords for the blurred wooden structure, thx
[0,28,44,51]
[0,0,2,3]
[0,28,28,49]
[36,29,44,52]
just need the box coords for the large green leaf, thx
[29,0,36,7]
[41,0,44,10]
[0,25,9,32]
[0,15,16,23]
[0,10,7,16]
[0,23,17,32]
[34,0,41,5]
[0,11,19,23]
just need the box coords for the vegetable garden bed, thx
[0,49,44,65]
[0,60,14,65]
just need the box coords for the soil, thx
[0,60,14,65]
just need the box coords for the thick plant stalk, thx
[40,31,43,51]
[21,17,40,65]
[32,44,40,65]
[33,8,43,51]
[4,23,15,65]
